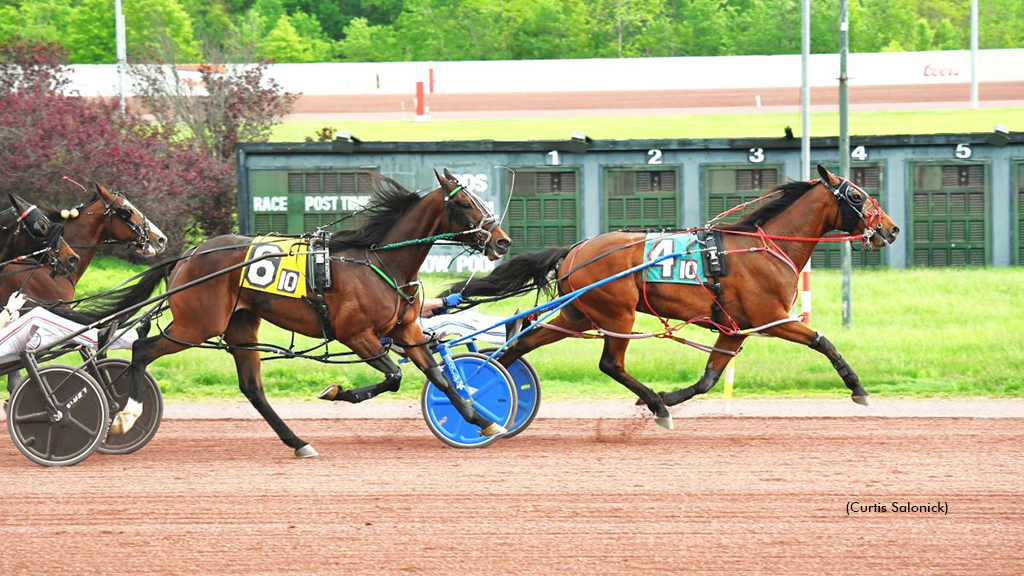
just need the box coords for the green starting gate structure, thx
[238,132,1024,268]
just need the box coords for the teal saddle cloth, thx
[642,232,708,285]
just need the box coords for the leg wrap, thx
[693,368,720,394]
[808,332,826,352]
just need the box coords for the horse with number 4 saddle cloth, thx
[447,165,901,431]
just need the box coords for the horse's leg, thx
[391,322,506,437]
[223,310,317,457]
[597,332,674,430]
[111,326,193,434]
[318,332,402,403]
[658,333,747,406]
[763,321,872,407]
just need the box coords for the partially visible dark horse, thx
[82,171,511,457]
[451,166,901,429]
[0,193,80,277]
[0,183,166,305]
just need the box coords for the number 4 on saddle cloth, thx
[643,230,729,325]
[643,230,726,285]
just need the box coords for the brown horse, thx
[0,193,80,277]
[0,184,167,305]
[452,165,900,429]
[83,170,511,457]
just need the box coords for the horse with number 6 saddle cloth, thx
[240,233,334,337]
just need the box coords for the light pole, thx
[839,0,852,328]
[970,0,979,109]
[115,0,127,113]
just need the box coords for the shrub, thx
[0,38,232,256]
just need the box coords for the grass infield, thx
[49,257,1024,402]
[272,108,1024,142]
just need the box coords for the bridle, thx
[444,184,500,254]
[0,204,77,276]
[76,190,154,252]
[820,177,884,244]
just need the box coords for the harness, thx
[696,229,728,326]
[304,230,335,340]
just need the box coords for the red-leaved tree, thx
[0,38,233,256]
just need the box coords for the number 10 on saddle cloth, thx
[643,232,709,285]
[240,236,309,298]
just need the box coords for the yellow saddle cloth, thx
[240,236,309,298]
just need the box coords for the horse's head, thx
[434,168,512,260]
[817,165,900,249]
[94,183,168,257]
[5,193,80,275]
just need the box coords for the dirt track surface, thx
[2,417,1022,575]
[288,81,1024,117]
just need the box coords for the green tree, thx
[0,0,74,45]
[932,18,962,50]
[124,0,202,61]
[182,0,239,52]
[65,0,116,63]
[850,0,916,52]
[290,10,336,60]
[981,0,1024,49]
[338,16,398,61]
[912,18,933,51]
[259,14,315,61]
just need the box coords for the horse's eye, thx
[459,202,471,209]
[116,208,132,219]
[36,222,48,235]
[851,192,863,202]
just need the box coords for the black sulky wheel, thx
[93,358,163,455]
[6,365,110,467]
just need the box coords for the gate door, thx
[605,169,678,232]
[504,170,579,255]
[704,166,781,223]
[911,164,989,266]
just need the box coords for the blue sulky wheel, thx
[421,352,516,449]
[481,348,541,438]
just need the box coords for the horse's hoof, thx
[655,416,674,430]
[294,444,318,458]
[108,398,142,435]
[318,385,339,401]
[852,395,873,408]
[479,422,507,437]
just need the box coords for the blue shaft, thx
[447,250,684,349]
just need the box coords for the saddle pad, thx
[642,232,707,285]
[240,236,308,298]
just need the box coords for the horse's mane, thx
[719,180,817,231]
[328,176,423,249]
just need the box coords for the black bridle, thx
[0,204,77,276]
[819,177,883,239]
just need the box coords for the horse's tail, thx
[444,246,571,302]
[73,260,176,324]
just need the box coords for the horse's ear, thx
[434,168,449,190]
[443,168,456,183]
[816,164,840,186]
[94,183,112,199]
[7,192,27,213]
